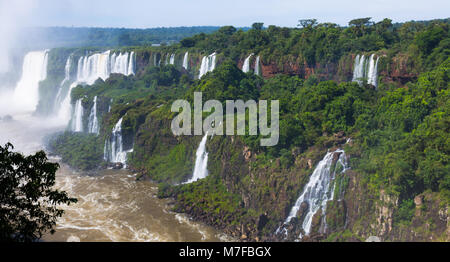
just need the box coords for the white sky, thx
[13,0,450,28]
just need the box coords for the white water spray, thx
[182,52,189,70]
[169,53,175,65]
[185,133,209,183]
[198,52,216,79]
[71,99,84,132]
[352,54,379,88]
[87,96,99,135]
[104,117,133,167]
[254,55,261,76]
[242,54,253,73]
[12,50,48,112]
[278,149,349,238]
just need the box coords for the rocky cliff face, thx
[135,50,420,87]
[140,124,449,242]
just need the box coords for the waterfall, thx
[169,54,175,65]
[198,52,217,79]
[182,52,189,70]
[277,149,349,239]
[352,54,379,88]
[366,54,379,88]
[71,99,84,132]
[75,50,134,86]
[12,50,49,112]
[104,117,133,167]
[184,133,209,183]
[54,55,72,111]
[76,50,111,84]
[165,54,169,65]
[242,54,253,73]
[108,98,113,113]
[254,55,261,76]
[127,51,135,75]
[87,96,99,135]
[58,50,135,125]
[352,54,365,84]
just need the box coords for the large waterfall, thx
[104,117,133,167]
[254,55,261,76]
[198,52,217,79]
[184,133,209,184]
[71,99,84,132]
[87,96,99,135]
[76,51,135,85]
[182,52,189,70]
[352,54,379,88]
[242,54,253,73]
[57,51,135,125]
[12,50,49,112]
[278,149,349,239]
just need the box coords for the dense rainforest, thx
[44,17,449,241]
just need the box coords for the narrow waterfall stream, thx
[242,54,253,73]
[184,133,209,184]
[277,149,349,239]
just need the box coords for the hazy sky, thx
[13,0,450,28]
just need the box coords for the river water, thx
[0,114,228,242]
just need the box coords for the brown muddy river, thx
[42,163,229,242]
[0,115,230,242]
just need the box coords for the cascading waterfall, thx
[366,54,379,87]
[104,117,133,167]
[87,96,99,135]
[169,54,175,65]
[352,54,365,84]
[352,54,379,88]
[127,51,135,74]
[12,50,49,112]
[58,51,135,125]
[254,55,261,76]
[198,52,217,79]
[54,55,72,111]
[71,99,84,132]
[277,149,349,239]
[76,50,111,84]
[242,54,253,73]
[184,133,209,184]
[182,52,189,70]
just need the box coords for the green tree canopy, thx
[0,143,77,242]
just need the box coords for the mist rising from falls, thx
[277,149,349,239]
[182,52,189,70]
[12,50,48,113]
[198,52,216,79]
[104,117,133,167]
[352,54,379,88]
[71,99,84,132]
[184,133,209,184]
[242,54,253,73]
[87,96,99,135]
